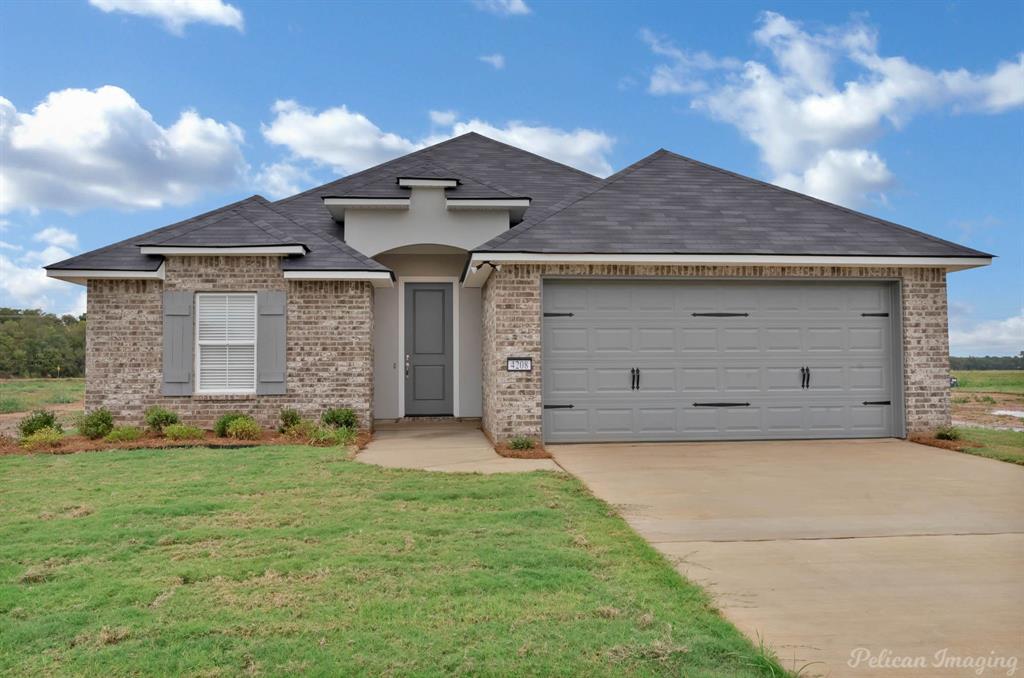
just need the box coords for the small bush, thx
[334,425,357,447]
[306,425,338,447]
[214,412,248,437]
[76,408,114,440]
[283,418,317,441]
[278,408,302,432]
[104,426,143,443]
[20,426,64,450]
[163,423,205,441]
[935,425,961,441]
[225,416,261,440]
[18,410,62,438]
[508,435,536,451]
[144,406,179,433]
[321,407,357,430]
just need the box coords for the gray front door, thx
[543,280,899,442]
[404,282,454,416]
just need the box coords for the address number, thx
[507,357,533,372]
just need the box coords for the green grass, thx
[956,427,1024,465]
[0,379,85,413]
[951,370,1024,394]
[0,446,785,677]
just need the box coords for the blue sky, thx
[0,0,1021,355]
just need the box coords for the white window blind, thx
[195,293,257,393]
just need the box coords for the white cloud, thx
[1,86,247,214]
[0,229,78,313]
[33,226,78,249]
[643,13,1024,207]
[89,0,243,35]
[254,162,313,199]
[262,101,615,177]
[429,110,458,126]
[472,0,530,16]
[949,312,1024,356]
[479,53,506,70]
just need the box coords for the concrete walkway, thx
[358,420,560,474]
[551,439,1024,678]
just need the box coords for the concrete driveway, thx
[551,439,1024,677]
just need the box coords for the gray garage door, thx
[542,280,900,443]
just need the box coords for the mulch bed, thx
[908,434,983,452]
[493,441,552,459]
[0,429,373,457]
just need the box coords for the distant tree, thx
[0,308,86,377]
[949,352,1024,371]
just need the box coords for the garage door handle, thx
[636,367,640,390]
[544,404,575,409]
[630,367,636,390]
[692,312,749,317]
[862,401,891,406]
[693,402,750,407]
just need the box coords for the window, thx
[195,293,257,393]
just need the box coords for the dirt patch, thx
[909,434,984,452]
[0,429,372,456]
[493,441,552,459]
[951,391,1024,431]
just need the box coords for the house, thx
[46,132,992,444]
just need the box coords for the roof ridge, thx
[457,131,602,181]
[273,133,482,206]
[479,149,669,251]
[660,150,992,257]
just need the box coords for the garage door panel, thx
[543,280,897,442]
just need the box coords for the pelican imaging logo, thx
[848,648,1019,675]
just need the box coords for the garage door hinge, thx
[544,404,575,409]
[691,312,749,317]
[544,312,575,317]
[861,312,890,317]
[862,400,892,405]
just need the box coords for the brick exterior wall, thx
[86,256,374,429]
[481,264,951,442]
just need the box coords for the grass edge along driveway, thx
[0,445,788,677]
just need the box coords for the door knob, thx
[405,353,410,378]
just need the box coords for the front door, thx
[404,282,454,416]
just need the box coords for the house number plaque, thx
[507,357,533,372]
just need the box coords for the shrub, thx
[278,408,302,433]
[334,425,357,447]
[144,406,179,433]
[104,426,143,443]
[508,435,536,451]
[18,410,62,438]
[76,408,114,440]
[225,416,261,440]
[20,426,64,450]
[935,425,961,441]
[163,423,205,441]
[306,425,338,447]
[322,407,357,430]
[283,418,317,441]
[214,412,247,437]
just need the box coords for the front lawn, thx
[951,370,1024,395]
[0,446,784,677]
[956,426,1024,465]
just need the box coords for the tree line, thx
[0,308,86,378]
[0,306,1020,378]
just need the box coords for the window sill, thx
[191,393,259,401]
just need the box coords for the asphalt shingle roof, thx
[477,150,991,258]
[48,134,988,273]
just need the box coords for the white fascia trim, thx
[139,245,306,256]
[446,199,531,210]
[282,270,394,288]
[398,178,458,188]
[322,197,410,209]
[45,263,166,286]
[462,253,992,286]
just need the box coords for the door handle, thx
[806,366,811,389]
[636,367,640,391]
[629,368,636,390]
[405,353,410,378]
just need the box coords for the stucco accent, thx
[86,256,374,429]
[481,264,951,442]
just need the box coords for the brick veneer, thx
[481,264,950,441]
[86,256,374,429]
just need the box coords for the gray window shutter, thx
[162,291,194,396]
[257,290,287,395]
